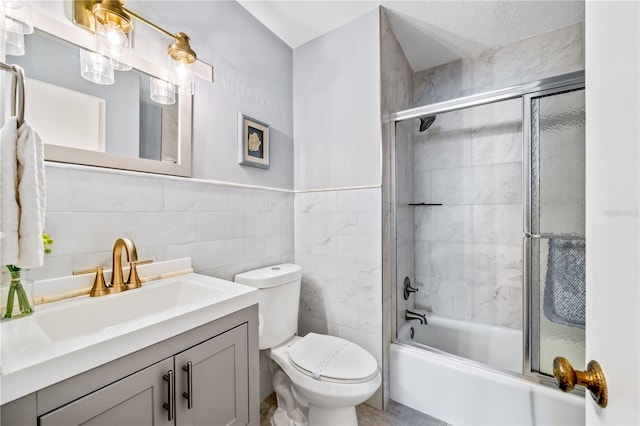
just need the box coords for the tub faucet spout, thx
[405,310,427,325]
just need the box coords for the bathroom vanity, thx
[0,262,260,426]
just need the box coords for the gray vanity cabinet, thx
[0,305,259,426]
[39,358,174,426]
[39,324,249,426]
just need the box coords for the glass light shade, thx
[170,59,195,95]
[150,77,175,105]
[80,49,114,85]
[95,19,131,71]
[1,0,33,35]
[3,28,24,55]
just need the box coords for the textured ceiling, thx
[238,0,584,71]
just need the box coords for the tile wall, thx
[295,188,382,377]
[412,100,523,328]
[35,164,294,282]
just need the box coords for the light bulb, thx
[170,60,195,95]
[98,24,128,49]
[95,20,131,71]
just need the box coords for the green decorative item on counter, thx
[2,233,53,319]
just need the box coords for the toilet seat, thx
[287,333,378,384]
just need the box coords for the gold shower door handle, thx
[553,356,608,407]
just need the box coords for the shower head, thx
[419,115,436,132]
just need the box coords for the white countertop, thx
[0,259,258,405]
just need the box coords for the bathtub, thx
[398,314,523,372]
[391,314,584,425]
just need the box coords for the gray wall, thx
[293,7,381,191]
[128,1,294,190]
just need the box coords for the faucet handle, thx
[73,266,109,297]
[125,259,153,290]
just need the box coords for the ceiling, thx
[238,0,584,71]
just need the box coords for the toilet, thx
[235,264,381,426]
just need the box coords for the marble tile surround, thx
[295,188,382,365]
[412,99,523,329]
[404,22,584,330]
[35,164,294,282]
[414,22,584,105]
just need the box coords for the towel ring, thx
[0,62,26,126]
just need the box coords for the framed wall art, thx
[238,113,270,169]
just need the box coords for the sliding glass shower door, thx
[526,87,586,378]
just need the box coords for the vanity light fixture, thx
[73,0,197,96]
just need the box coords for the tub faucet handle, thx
[403,277,419,300]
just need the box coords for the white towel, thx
[16,119,46,268]
[1,117,20,266]
[0,117,46,268]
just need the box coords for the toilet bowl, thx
[234,264,381,426]
[271,335,381,425]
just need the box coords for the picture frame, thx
[238,113,270,169]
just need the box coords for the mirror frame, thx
[29,8,192,177]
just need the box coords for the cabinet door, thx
[175,324,249,426]
[39,358,174,426]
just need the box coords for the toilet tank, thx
[234,264,302,350]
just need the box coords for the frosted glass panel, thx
[532,89,585,376]
[539,90,586,235]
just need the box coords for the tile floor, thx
[260,393,447,426]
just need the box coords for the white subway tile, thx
[164,180,225,212]
[67,169,164,212]
[196,212,247,241]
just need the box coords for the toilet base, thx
[308,404,358,426]
[272,406,307,426]
[271,403,358,426]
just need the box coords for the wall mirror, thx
[10,26,192,177]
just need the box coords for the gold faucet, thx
[73,237,152,297]
[111,237,138,292]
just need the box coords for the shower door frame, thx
[388,70,585,386]
[523,82,586,388]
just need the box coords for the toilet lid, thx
[288,333,378,383]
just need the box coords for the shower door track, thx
[389,70,586,390]
[390,71,584,122]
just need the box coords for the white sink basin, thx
[34,278,230,342]
[0,266,258,406]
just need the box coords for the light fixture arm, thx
[122,7,175,41]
